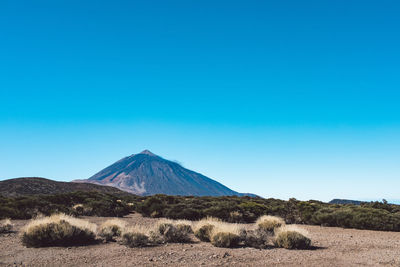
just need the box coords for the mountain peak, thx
[85,151,250,196]
[138,149,156,156]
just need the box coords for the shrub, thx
[137,196,166,217]
[193,217,221,242]
[72,204,85,215]
[238,201,268,222]
[71,203,93,216]
[240,229,271,249]
[0,219,13,233]
[274,226,311,249]
[99,219,127,241]
[4,191,400,233]
[229,211,244,223]
[165,207,202,221]
[122,225,150,247]
[0,191,136,219]
[208,219,243,248]
[122,232,149,247]
[154,220,192,243]
[175,222,193,234]
[211,232,240,248]
[194,224,214,242]
[148,229,165,245]
[21,214,97,247]
[256,215,285,233]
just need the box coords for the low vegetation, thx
[134,195,400,232]
[194,224,214,242]
[18,213,312,250]
[122,232,149,247]
[153,220,193,243]
[2,191,400,232]
[256,215,285,233]
[0,218,13,233]
[240,228,271,249]
[122,225,151,247]
[99,218,127,241]
[193,217,244,248]
[211,232,240,248]
[209,221,242,248]
[21,214,97,247]
[193,217,220,242]
[0,191,137,220]
[274,225,311,249]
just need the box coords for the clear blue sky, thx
[1,0,400,202]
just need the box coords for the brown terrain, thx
[1,213,400,267]
[0,177,132,197]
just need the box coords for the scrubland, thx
[2,192,400,266]
[2,192,400,233]
[1,213,400,266]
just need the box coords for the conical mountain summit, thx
[78,150,253,196]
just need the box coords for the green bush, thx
[165,207,202,220]
[211,232,240,248]
[0,191,136,219]
[3,191,400,233]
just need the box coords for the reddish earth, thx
[1,213,400,267]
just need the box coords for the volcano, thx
[76,150,254,196]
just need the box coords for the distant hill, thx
[75,150,257,197]
[0,177,133,197]
[329,199,363,205]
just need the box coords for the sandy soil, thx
[1,213,400,267]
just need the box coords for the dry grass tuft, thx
[209,220,243,247]
[122,224,151,247]
[210,221,242,237]
[194,224,215,242]
[122,232,149,247]
[240,228,271,249]
[0,219,13,233]
[256,215,285,232]
[193,217,244,246]
[193,217,221,242]
[21,213,97,247]
[151,219,192,243]
[99,219,127,241]
[72,204,92,216]
[274,225,311,249]
[72,204,84,211]
[211,232,240,248]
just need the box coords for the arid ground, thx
[1,213,400,267]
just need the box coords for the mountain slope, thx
[0,177,133,197]
[78,150,253,197]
